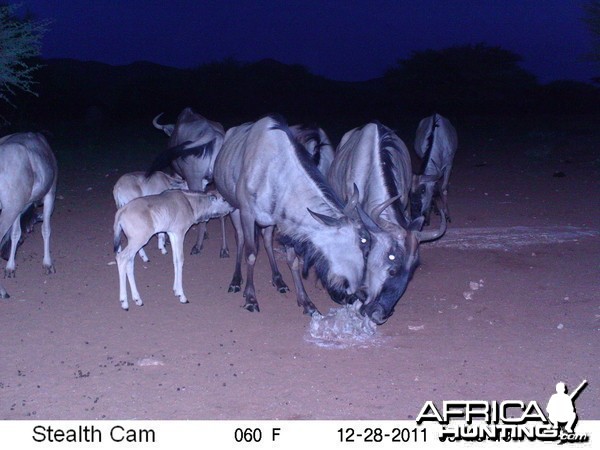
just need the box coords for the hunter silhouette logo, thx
[546,380,587,434]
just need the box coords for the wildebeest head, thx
[298,186,371,305]
[358,197,447,325]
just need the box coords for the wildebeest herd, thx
[0,109,457,327]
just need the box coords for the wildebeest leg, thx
[137,247,150,262]
[117,243,143,310]
[422,184,435,227]
[1,204,37,261]
[41,189,56,274]
[0,208,20,297]
[168,231,188,304]
[157,232,168,255]
[262,226,289,293]
[116,249,130,310]
[285,246,319,316]
[125,249,143,308]
[190,222,207,255]
[439,168,452,222]
[241,212,260,312]
[219,216,229,258]
[228,210,244,293]
[5,214,22,277]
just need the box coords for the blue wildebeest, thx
[0,132,58,299]
[113,171,188,261]
[328,122,446,324]
[114,190,233,310]
[412,113,458,224]
[250,124,336,295]
[150,107,229,257]
[214,115,391,315]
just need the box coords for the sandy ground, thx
[0,121,598,421]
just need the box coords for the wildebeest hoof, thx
[190,245,202,255]
[272,275,289,293]
[220,248,230,258]
[303,304,319,316]
[228,285,241,293]
[1,291,10,299]
[273,280,289,293]
[243,302,260,312]
[4,269,15,279]
[44,265,56,275]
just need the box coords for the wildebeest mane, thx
[268,115,344,211]
[291,124,324,167]
[278,233,348,303]
[376,122,409,227]
[418,114,439,175]
[146,139,215,178]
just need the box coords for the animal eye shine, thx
[388,254,395,261]
[361,238,367,244]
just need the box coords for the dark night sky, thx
[23,0,597,84]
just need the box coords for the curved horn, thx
[415,210,447,242]
[152,112,165,130]
[371,195,401,224]
[356,205,382,233]
[307,208,342,227]
[343,184,360,217]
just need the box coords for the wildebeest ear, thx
[356,205,382,233]
[408,215,425,231]
[307,208,342,227]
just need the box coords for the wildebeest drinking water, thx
[0,132,58,299]
[328,122,446,324]
[213,114,411,318]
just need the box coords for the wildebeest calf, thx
[113,170,188,261]
[113,189,233,310]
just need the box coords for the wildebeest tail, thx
[113,218,123,253]
[419,113,439,175]
[145,139,215,178]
